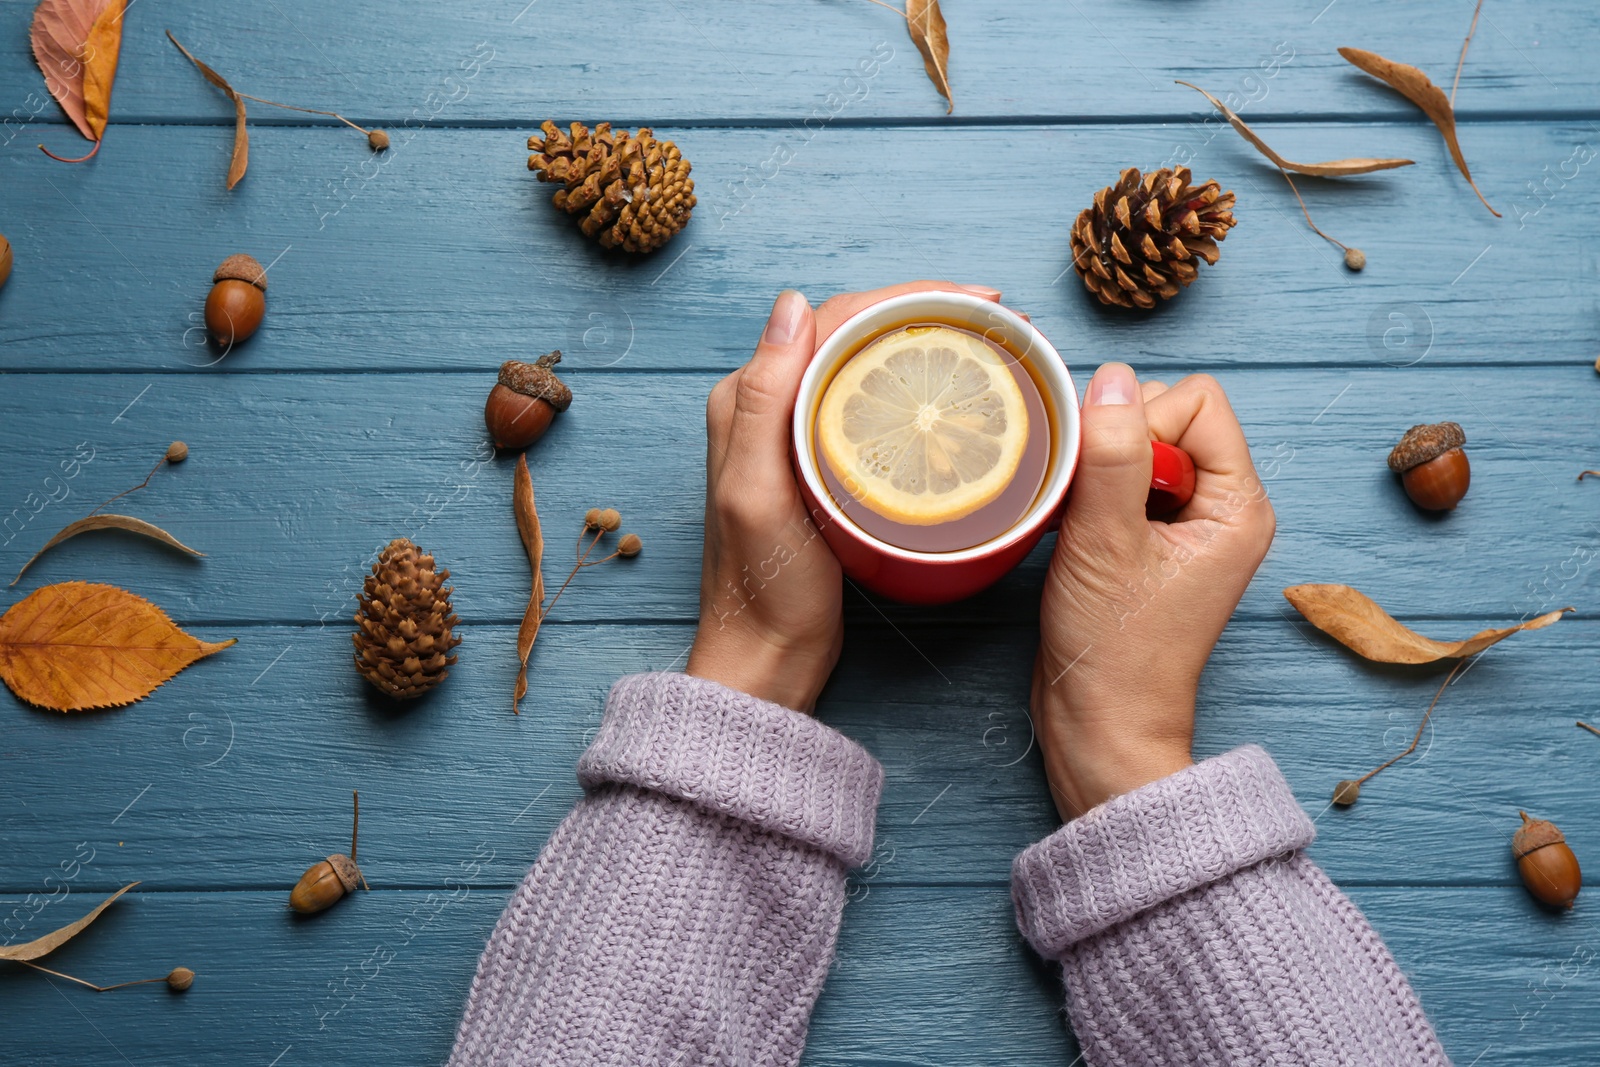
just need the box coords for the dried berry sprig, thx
[1332,659,1466,807]
[539,509,643,623]
[18,961,194,992]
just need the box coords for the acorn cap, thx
[499,352,572,412]
[214,253,268,291]
[1387,422,1465,472]
[1513,812,1566,860]
[327,852,364,892]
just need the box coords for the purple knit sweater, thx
[447,672,1449,1066]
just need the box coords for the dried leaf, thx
[80,0,123,141]
[1284,584,1570,664]
[0,882,138,961]
[166,31,249,189]
[0,582,236,711]
[906,0,953,114]
[1338,47,1500,217]
[512,455,545,715]
[12,514,205,587]
[1176,81,1413,177]
[30,0,123,152]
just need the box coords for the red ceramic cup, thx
[792,291,1193,604]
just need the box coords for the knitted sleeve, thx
[447,672,883,1067]
[1012,745,1451,1066]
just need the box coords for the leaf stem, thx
[235,94,372,135]
[1274,164,1351,254]
[18,961,164,992]
[89,452,169,518]
[858,0,907,16]
[39,139,101,163]
[1578,721,1600,740]
[544,530,604,622]
[1353,659,1467,788]
[1451,0,1486,107]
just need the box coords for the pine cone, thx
[528,121,696,253]
[1070,167,1237,309]
[352,539,462,699]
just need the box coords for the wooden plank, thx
[0,367,1593,625]
[1,619,1593,891]
[1,122,1594,372]
[0,0,1589,125]
[0,886,1593,1065]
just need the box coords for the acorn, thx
[1387,422,1469,511]
[290,791,369,914]
[0,233,12,291]
[485,351,572,449]
[205,254,268,347]
[1513,811,1581,909]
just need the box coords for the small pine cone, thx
[352,538,462,699]
[527,121,696,253]
[1070,167,1237,309]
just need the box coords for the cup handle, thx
[1147,440,1197,516]
[1048,441,1196,530]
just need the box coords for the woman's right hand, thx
[1033,367,1276,820]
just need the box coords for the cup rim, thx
[793,291,1081,564]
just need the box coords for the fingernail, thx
[763,289,808,346]
[1087,362,1137,406]
[956,284,1002,300]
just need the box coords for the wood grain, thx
[0,123,1593,372]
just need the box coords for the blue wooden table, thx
[2,2,1597,1063]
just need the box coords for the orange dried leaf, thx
[1338,46,1499,217]
[30,0,123,148]
[0,582,235,712]
[512,455,545,715]
[906,0,953,114]
[166,31,250,189]
[1284,584,1570,664]
[1176,82,1413,177]
[0,882,138,961]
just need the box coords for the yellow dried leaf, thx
[12,514,204,587]
[1338,46,1499,217]
[1284,584,1569,664]
[0,882,138,961]
[512,455,544,715]
[906,0,952,114]
[0,582,235,711]
[80,0,123,140]
[1176,82,1413,177]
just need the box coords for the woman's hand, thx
[687,282,1002,712]
[1034,365,1275,819]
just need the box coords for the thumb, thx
[725,289,817,487]
[1065,362,1153,541]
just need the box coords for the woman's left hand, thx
[686,282,1003,712]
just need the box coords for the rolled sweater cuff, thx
[576,672,884,868]
[1012,745,1314,956]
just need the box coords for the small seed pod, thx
[1344,248,1366,272]
[165,441,189,464]
[368,129,390,151]
[485,352,572,450]
[0,233,12,291]
[205,254,268,347]
[166,967,196,991]
[290,791,369,914]
[1387,422,1469,511]
[1332,779,1362,807]
[584,507,604,529]
[1513,811,1581,909]
[595,508,621,532]
[617,532,643,557]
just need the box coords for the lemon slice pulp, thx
[817,325,1030,526]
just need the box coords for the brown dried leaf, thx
[1284,584,1570,664]
[0,582,236,711]
[1177,82,1414,177]
[165,31,249,189]
[1338,47,1499,217]
[906,0,952,114]
[12,514,204,587]
[30,0,123,147]
[0,882,138,961]
[512,455,545,715]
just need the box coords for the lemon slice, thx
[817,325,1029,526]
